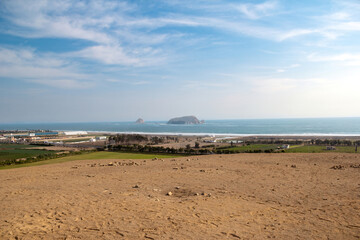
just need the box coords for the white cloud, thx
[28,79,93,89]
[183,81,230,89]
[235,1,279,19]
[70,44,164,66]
[276,64,300,73]
[105,79,149,85]
[308,53,360,65]
[0,47,91,88]
[72,45,139,65]
[327,12,351,21]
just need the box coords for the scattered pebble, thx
[167,192,173,196]
[291,165,296,168]
[133,185,140,188]
[330,165,344,170]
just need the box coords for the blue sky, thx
[1,0,360,123]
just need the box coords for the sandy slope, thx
[0,153,359,239]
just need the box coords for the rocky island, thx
[167,116,201,124]
[135,118,144,124]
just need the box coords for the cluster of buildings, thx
[0,131,93,144]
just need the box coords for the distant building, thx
[326,146,336,150]
[281,144,290,149]
[63,131,88,136]
[95,136,107,141]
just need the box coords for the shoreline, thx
[86,131,360,138]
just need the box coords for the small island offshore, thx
[167,115,204,124]
[135,118,144,124]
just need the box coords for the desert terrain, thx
[0,153,359,239]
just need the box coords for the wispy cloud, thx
[106,79,149,85]
[183,81,230,89]
[0,47,91,88]
[308,53,360,65]
[276,64,300,73]
[235,1,279,20]
[28,79,93,89]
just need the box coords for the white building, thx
[63,131,88,136]
[95,136,107,141]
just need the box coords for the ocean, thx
[1,118,360,136]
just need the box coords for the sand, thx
[0,153,359,239]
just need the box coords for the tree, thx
[195,142,200,148]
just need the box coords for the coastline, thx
[85,131,360,138]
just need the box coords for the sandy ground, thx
[0,153,359,239]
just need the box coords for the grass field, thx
[0,144,57,162]
[221,144,359,154]
[60,138,92,143]
[0,151,179,170]
[223,144,279,152]
[285,145,358,153]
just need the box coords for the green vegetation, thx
[0,151,179,170]
[285,145,358,153]
[215,144,278,154]
[61,138,92,143]
[226,144,278,152]
[0,144,58,162]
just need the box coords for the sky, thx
[1,0,360,123]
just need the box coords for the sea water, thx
[1,118,360,136]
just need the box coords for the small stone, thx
[291,165,296,168]
[175,186,180,189]
[108,162,113,166]
[195,193,199,196]
[167,192,173,196]
[187,159,190,161]
[133,185,140,188]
